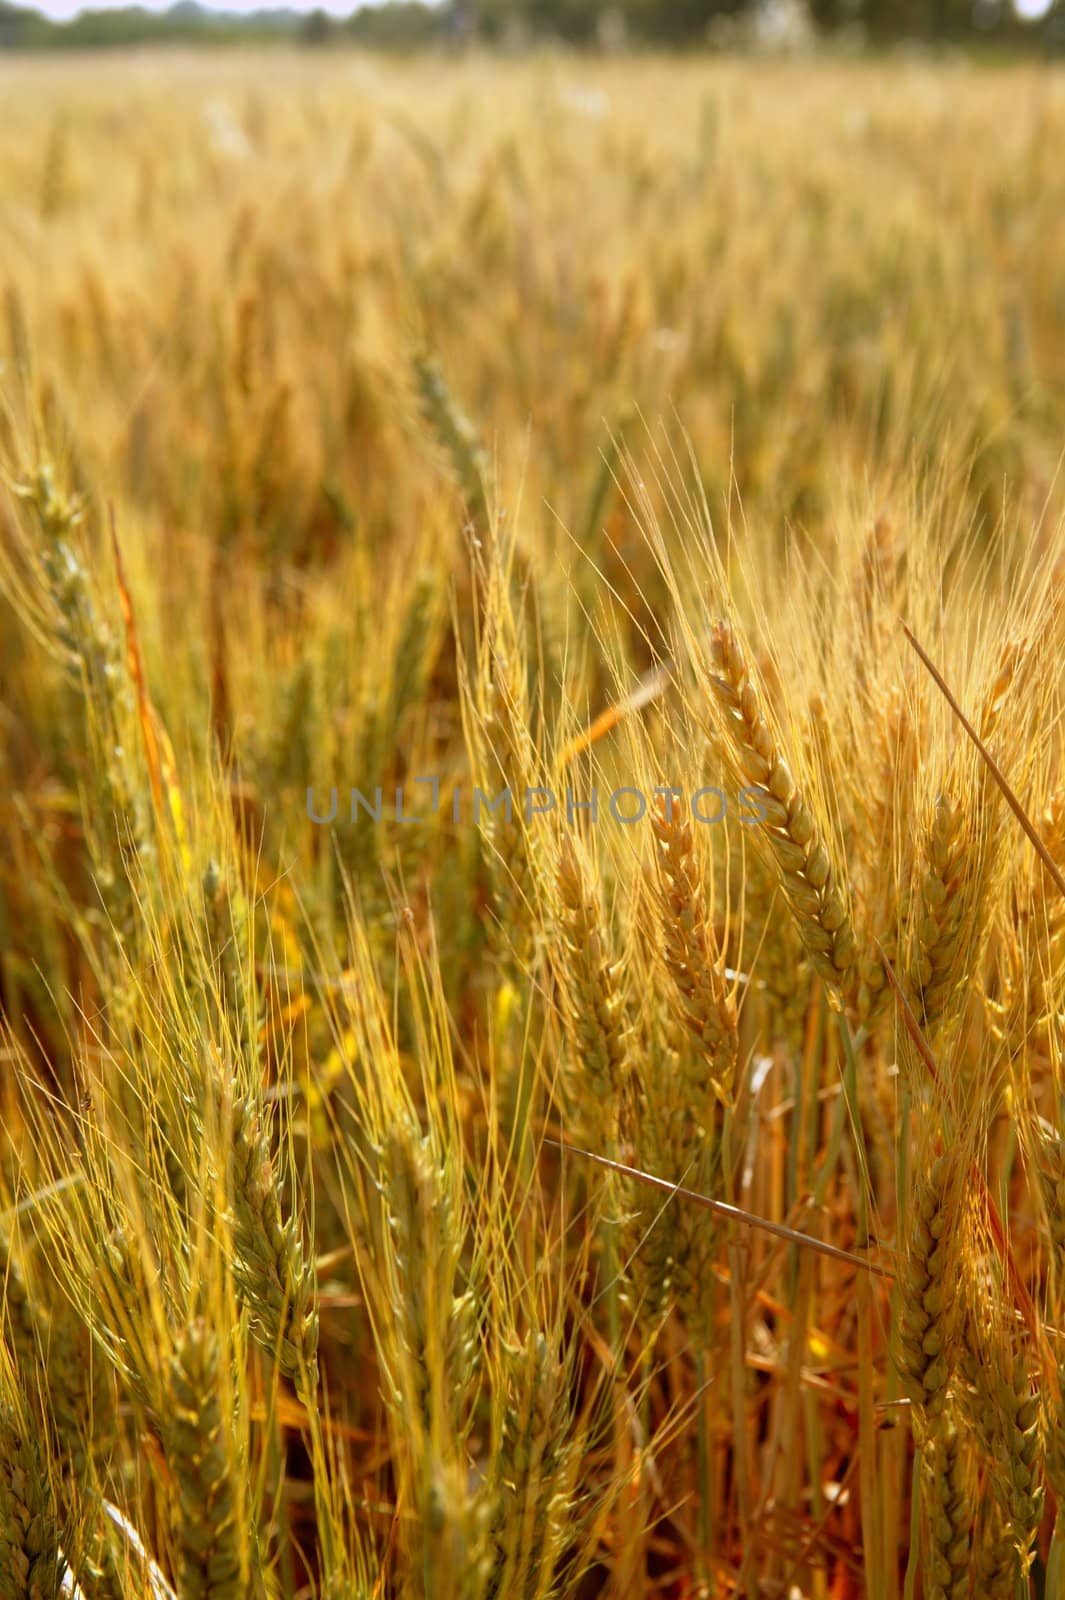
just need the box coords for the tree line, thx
[0,0,1061,53]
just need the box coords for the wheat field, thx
[2,44,1065,1600]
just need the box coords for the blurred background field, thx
[3,48,1065,663]
[2,42,1065,1600]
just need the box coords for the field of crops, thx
[3,46,1065,1600]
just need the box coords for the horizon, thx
[9,0,1055,26]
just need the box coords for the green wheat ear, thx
[413,352,489,528]
[225,1090,319,1396]
[168,1320,249,1600]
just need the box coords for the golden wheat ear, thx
[897,1149,959,1438]
[554,834,633,1150]
[0,1396,64,1600]
[707,618,856,993]
[650,799,737,1107]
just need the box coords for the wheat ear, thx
[909,793,966,1031]
[707,618,855,992]
[897,1152,957,1436]
[556,836,632,1147]
[0,1399,63,1600]
[651,803,737,1106]
[971,1501,1021,1598]
[0,1228,45,1387]
[966,1336,1044,1579]
[226,1092,319,1396]
[493,1331,572,1595]
[921,1416,972,1600]
[168,1321,247,1600]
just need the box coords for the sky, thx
[27,0,436,18]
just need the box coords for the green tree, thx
[300,8,334,44]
